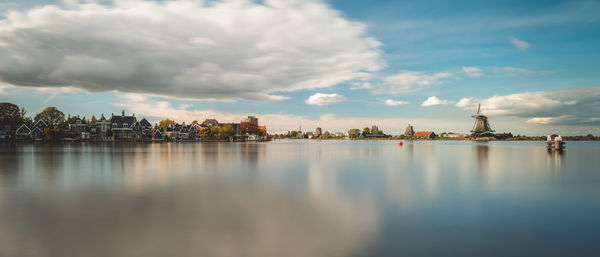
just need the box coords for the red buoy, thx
[398,141,403,146]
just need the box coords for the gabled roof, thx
[139,118,152,128]
[413,131,434,137]
[110,114,136,128]
[69,117,88,125]
[33,119,48,129]
[16,123,31,134]
[201,119,219,126]
[31,126,44,134]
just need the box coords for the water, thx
[1,140,599,257]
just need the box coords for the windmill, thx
[471,104,494,133]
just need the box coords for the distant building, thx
[110,110,137,139]
[315,127,322,137]
[440,132,464,138]
[404,124,414,136]
[413,131,436,139]
[241,116,258,126]
[201,119,219,127]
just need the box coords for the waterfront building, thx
[242,116,258,126]
[201,119,219,127]
[315,127,322,137]
[413,131,436,139]
[110,110,137,139]
[15,122,32,139]
[440,132,464,138]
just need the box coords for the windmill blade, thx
[477,104,481,115]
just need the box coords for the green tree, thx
[0,102,26,122]
[90,115,97,124]
[191,120,198,125]
[35,107,65,125]
[362,127,370,136]
[348,128,361,139]
[220,124,235,138]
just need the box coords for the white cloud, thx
[508,36,531,50]
[305,93,346,106]
[455,86,600,125]
[498,67,560,76]
[420,96,452,107]
[384,71,454,92]
[350,82,372,90]
[461,66,483,78]
[0,0,383,101]
[385,99,409,106]
[527,117,554,124]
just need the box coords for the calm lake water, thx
[1,140,599,257]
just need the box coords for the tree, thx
[90,115,97,124]
[348,128,361,139]
[200,127,210,138]
[34,107,65,125]
[191,120,198,125]
[158,119,173,131]
[362,127,370,136]
[0,102,26,122]
[209,125,220,139]
[220,124,235,138]
[44,126,63,142]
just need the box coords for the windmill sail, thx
[471,104,494,133]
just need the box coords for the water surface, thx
[1,140,599,257]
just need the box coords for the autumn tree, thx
[35,107,65,125]
[220,124,235,138]
[158,119,173,131]
[90,115,97,124]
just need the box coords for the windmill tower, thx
[471,104,494,133]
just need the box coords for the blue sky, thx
[0,0,599,135]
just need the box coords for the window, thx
[123,123,128,128]
[112,123,117,128]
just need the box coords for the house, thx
[201,119,219,127]
[94,114,112,139]
[31,119,48,139]
[139,118,153,135]
[440,132,464,138]
[152,128,163,139]
[110,110,137,139]
[0,121,19,140]
[413,131,436,139]
[178,123,190,139]
[65,116,90,140]
[15,122,32,139]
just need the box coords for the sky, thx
[0,0,599,135]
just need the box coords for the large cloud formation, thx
[455,86,600,126]
[0,0,383,101]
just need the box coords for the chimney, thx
[122,110,125,117]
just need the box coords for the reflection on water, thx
[1,141,600,257]
[476,143,489,170]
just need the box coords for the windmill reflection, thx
[475,144,489,170]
